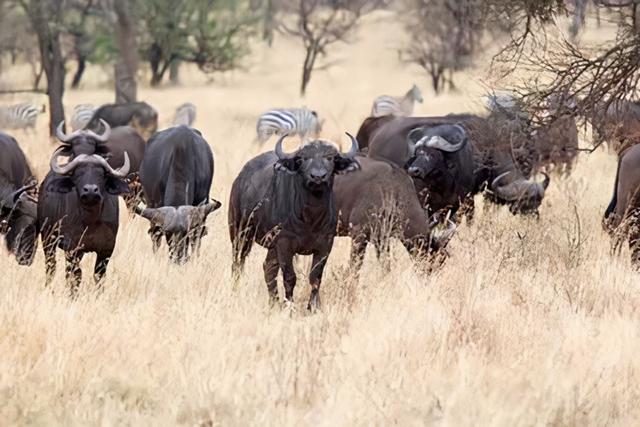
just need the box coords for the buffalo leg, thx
[278,252,297,303]
[148,226,162,253]
[65,252,83,297]
[42,232,58,286]
[263,248,280,304]
[94,251,112,291]
[459,196,475,224]
[349,234,368,277]
[231,229,254,280]
[43,234,58,286]
[308,252,329,312]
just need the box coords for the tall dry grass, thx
[1,11,640,426]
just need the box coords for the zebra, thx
[256,107,321,144]
[173,102,197,127]
[0,103,45,131]
[370,84,423,117]
[69,104,95,131]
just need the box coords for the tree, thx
[112,0,138,103]
[139,0,255,86]
[278,0,373,96]
[17,0,67,135]
[401,0,485,94]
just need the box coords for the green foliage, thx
[139,0,257,84]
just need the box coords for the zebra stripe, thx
[69,104,96,131]
[371,85,423,118]
[256,108,321,143]
[0,103,44,131]
[173,102,197,126]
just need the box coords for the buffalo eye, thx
[105,177,130,195]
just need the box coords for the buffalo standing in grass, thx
[0,132,38,265]
[334,155,455,274]
[38,122,131,293]
[229,134,359,310]
[137,125,221,264]
[361,114,550,217]
[104,126,146,211]
[604,144,640,266]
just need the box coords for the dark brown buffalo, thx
[229,134,359,310]
[104,126,146,211]
[38,122,131,294]
[362,114,550,216]
[604,144,640,266]
[334,155,455,273]
[87,102,158,140]
[137,125,221,264]
[0,132,37,265]
[355,115,394,152]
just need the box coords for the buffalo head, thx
[137,201,222,264]
[490,171,550,215]
[47,122,130,208]
[1,182,38,265]
[274,133,360,190]
[405,124,467,180]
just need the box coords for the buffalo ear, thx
[334,156,360,174]
[200,199,222,217]
[105,177,130,195]
[46,176,74,194]
[274,158,299,173]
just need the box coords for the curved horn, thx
[407,128,424,156]
[344,132,359,157]
[490,171,511,190]
[55,121,84,143]
[418,135,467,153]
[88,151,130,178]
[50,148,87,175]
[85,119,111,143]
[274,134,292,160]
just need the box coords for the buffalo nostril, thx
[408,167,420,176]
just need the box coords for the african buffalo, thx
[229,134,359,310]
[38,121,131,294]
[0,132,38,265]
[87,102,158,140]
[362,114,551,216]
[104,126,146,211]
[137,125,221,264]
[604,144,640,265]
[334,155,455,273]
[533,95,580,175]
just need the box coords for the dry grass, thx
[1,12,640,426]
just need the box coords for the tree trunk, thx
[25,1,65,136]
[300,43,318,96]
[569,0,587,39]
[71,56,86,88]
[263,0,275,47]
[169,60,180,85]
[113,0,138,103]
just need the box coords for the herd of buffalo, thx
[1,95,640,309]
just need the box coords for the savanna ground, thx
[1,11,639,426]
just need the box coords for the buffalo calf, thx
[138,125,221,264]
